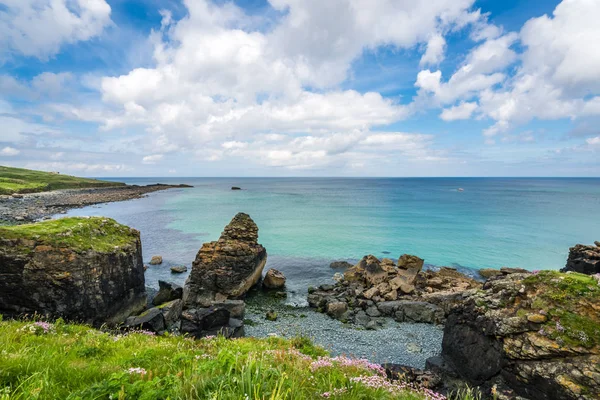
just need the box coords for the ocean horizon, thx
[62,177,600,302]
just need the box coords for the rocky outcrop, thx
[439,271,600,400]
[0,217,146,325]
[308,254,481,327]
[152,281,182,306]
[562,242,600,275]
[263,268,286,289]
[330,261,353,269]
[183,213,267,307]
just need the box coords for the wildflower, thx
[592,274,600,285]
[127,367,147,375]
[321,388,347,397]
[556,321,565,332]
[310,357,333,370]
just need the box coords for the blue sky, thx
[0,0,599,177]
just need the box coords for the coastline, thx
[0,183,192,225]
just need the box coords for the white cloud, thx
[420,34,446,66]
[24,161,127,173]
[440,102,478,121]
[142,154,164,164]
[0,0,112,60]
[0,146,20,156]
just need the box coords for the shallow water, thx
[62,177,600,303]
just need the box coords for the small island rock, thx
[263,268,286,289]
[149,255,163,265]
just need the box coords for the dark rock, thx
[180,307,231,337]
[152,281,183,306]
[326,301,347,319]
[562,243,600,275]
[263,268,286,289]
[478,268,503,279]
[0,218,146,325]
[183,213,267,307]
[330,261,353,269]
[500,267,529,275]
[170,265,187,273]
[159,299,182,330]
[124,308,165,333]
[149,255,163,265]
[366,305,382,317]
[231,187,242,190]
[365,320,378,330]
[266,310,277,321]
[210,300,245,319]
[396,301,444,324]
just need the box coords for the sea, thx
[62,177,600,304]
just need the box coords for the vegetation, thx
[0,318,463,400]
[0,217,138,253]
[0,166,124,195]
[523,270,600,348]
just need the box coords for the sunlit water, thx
[62,177,600,304]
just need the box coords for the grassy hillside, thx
[0,318,461,400]
[0,166,124,195]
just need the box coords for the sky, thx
[0,0,599,177]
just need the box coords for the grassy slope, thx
[0,217,138,253]
[0,166,124,195]
[0,319,456,400]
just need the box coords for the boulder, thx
[124,308,165,333]
[478,268,503,279]
[170,265,187,273]
[344,255,387,286]
[395,301,444,324]
[330,261,353,269]
[441,271,600,400]
[266,310,277,321]
[210,300,245,319]
[263,268,286,289]
[562,242,600,275]
[159,299,182,330]
[182,213,267,307]
[231,187,242,190]
[326,301,348,318]
[149,255,163,265]
[152,281,183,306]
[0,217,146,325]
[397,254,424,285]
[180,307,231,338]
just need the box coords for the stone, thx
[170,265,187,273]
[383,289,398,301]
[479,268,504,279]
[377,301,402,316]
[562,243,600,275]
[397,254,424,285]
[365,320,378,330]
[406,342,422,353]
[149,255,163,265]
[366,306,381,317]
[399,283,415,294]
[344,255,387,286]
[180,307,231,337]
[330,261,353,269]
[231,186,242,190]
[152,281,183,306]
[326,301,348,319]
[363,286,379,299]
[0,217,146,325]
[355,310,371,326]
[211,300,245,319]
[527,313,547,324]
[124,308,165,333]
[266,310,277,321]
[183,213,267,307]
[500,267,529,275]
[398,301,444,324]
[263,268,286,289]
[159,299,182,330]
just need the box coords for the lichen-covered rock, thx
[562,242,600,275]
[183,213,267,307]
[440,271,600,400]
[149,255,162,265]
[263,268,286,289]
[0,217,146,325]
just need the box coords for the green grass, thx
[523,271,600,348]
[0,166,124,195]
[0,217,138,253]
[0,318,460,400]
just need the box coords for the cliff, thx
[0,217,146,324]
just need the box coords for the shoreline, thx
[0,183,192,225]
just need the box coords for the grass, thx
[523,271,600,348]
[0,166,124,195]
[0,317,461,400]
[0,217,139,253]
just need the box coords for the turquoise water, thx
[64,178,600,298]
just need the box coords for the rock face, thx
[0,217,146,325]
[263,268,286,289]
[562,242,600,275]
[440,271,600,400]
[183,213,267,307]
[308,254,481,327]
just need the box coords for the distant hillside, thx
[0,166,125,195]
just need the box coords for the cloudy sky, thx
[0,0,599,177]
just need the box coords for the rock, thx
[263,268,286,289]
[363,286,379,299]
[344,255,387,286]
[562,243,600,275]
[144,265,149,271]
[231,186,242,190]
[399,283,415,294]
[366,306,381,317]
[152,281,183,306]
[210,300,245,319]
[500,267,529,275]
[159,299,182,330]
[266,310,277,321]
[406,342,422,353]
[11,193,24,199]
[365,320,378,330]
[478,268,503,279]
[180,307,231,338]
[183,213,267,307]
[170,265,187,273]
[442,271,600,400]
[354,310,371,326]
[330,261,353,269]
[124,308,165,333]
[397,301,444,324]
[397,254,424,285]
[0,217,146,325]
[326,301,348,319]
[149,255,163,265]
